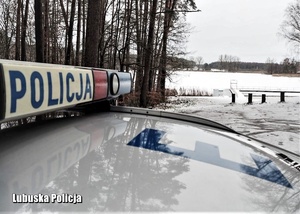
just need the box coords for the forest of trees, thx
[0,0,198,107]
[205,56,299,74]
[1,0,299,108]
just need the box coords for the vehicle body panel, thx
[0,108,299,213]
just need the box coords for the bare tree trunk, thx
[59,0,69,27]
[65,0,76,65]
[2,3,13,59]
[81,0,86,65]
[134,0,148,93]
[158,0,178,100]
[150,2,163,92]
[112,0,122,69]
[140,0,158,107]
[84,0,101,67]
[44,0,49,62]
[15,0,22,60]
[35,0,44,62]
[98,0,107,68]
[107,0,116,68]
[75,0,82,65]
[21,0,30,61]
[59,0,69,63]
[51,0,58,63]
[119,0,132,72]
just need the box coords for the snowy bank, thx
[156,96,300,156]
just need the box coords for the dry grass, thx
[122,92,165,107]
[271,73,300,77]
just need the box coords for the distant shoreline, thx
[172,70,300,77]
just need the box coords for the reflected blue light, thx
[128,128,292,188]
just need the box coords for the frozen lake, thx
[163,71,300,155]
[166,71,300,95]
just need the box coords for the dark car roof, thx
[0,107,299,213]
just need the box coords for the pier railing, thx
[231,87,300,104]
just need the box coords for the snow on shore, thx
[162,71,300,156]
[156,96,300,156]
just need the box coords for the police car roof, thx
[0,107,299,213]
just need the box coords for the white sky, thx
[186,0,297,64]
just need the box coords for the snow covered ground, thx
[160,71,300,156]
[156,95,300,156]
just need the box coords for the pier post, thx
[261,94,266,103]
[247,93,253,104]
[280,92,285,102]
[231,94,235,103]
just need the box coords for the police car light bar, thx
[0,60,132,122]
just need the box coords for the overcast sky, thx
[185,0,297,64]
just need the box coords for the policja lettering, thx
[9,70,92,113]
[51,193,82,204]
